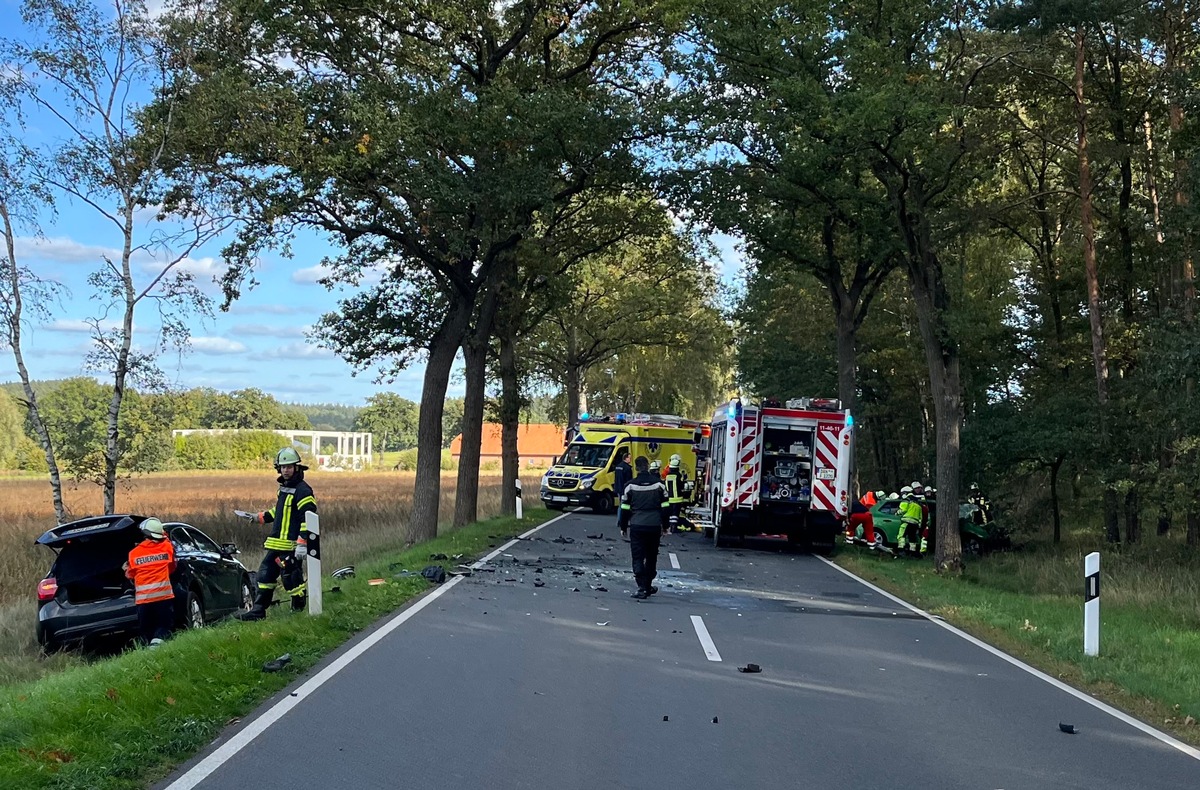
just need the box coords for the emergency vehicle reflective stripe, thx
[134,579,173,605]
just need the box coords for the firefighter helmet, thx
[887,492,900,501]
[970,482,981,491]
[900,486,914,496]
[274,446,308,471]
[649,459,661,472]
[910,481,922,490]
[874,490,885,499]
[140,517,166,540]
[668,454,681,468]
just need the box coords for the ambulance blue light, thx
[580,412,589,421]
[846,415,854,427]
[727,401,738,418]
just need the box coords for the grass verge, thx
[0,507,559,790]
[834,548,1200,748]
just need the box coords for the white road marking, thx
[690,615,722,662]
[669,552,680,569]
[817,556,1200,762]
[165,510,574,790]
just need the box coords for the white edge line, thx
[166,510,574,790]
[669,552,680,570]
[816,556,1200,762]
[690,614,723,662]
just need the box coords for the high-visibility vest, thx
[127,539,176,605]
[664,469,686,504]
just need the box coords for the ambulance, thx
[540,414,701,514]
[706,396,853,552]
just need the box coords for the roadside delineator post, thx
[1084,551,1099,656]
[306,512,322,616]
[515,479,524,520]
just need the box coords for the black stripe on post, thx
[1085,572,1100,602]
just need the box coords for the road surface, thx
[161,508,1200,790]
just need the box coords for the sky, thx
[0,1,746,408]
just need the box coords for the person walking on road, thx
[663,454,688,532]
[123,517,176,647]
[619,455,670,600]
[236,447,318,620]
[613,450,633,529]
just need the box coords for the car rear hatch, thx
[37,516,144,604]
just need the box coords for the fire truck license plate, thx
[816,469,836,480]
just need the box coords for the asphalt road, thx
[161,509,1200,790]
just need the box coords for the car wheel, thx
[592,491,613,515]
[963,536,983,556]
[182,590,205,630]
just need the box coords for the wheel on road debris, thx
[592,491,614,515]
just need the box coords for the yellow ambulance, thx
[540,414,701,514]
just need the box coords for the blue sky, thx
[0,0,745,408]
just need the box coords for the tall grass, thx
[0,469,546,684]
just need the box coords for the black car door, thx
[184,527,240,616]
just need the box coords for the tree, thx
[355,393,419,459]
[158,0,676,541]
[203,388,312,431]
[1,0,229,513]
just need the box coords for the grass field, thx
[835,532,1200,746]
[0,469,547,686]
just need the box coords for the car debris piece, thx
[368,578,387,585]
[552,536,575,544]
[571,587,580,592]
[447,569,472,578]
[421,566,447,584]
[1059,723,1076,734]
[662,715,669,722]
[330,586,341,593]
[737,664,762,674]
[533,580,545,588]
[262,653,292,673]
[596,621,609,626]
[586,533,604,539]
[595,586,608,592]
[711,717,719,724]
[331,566,356,579]
[429,553,449,561]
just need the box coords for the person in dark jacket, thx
[612,450,633,528]
[236,447,318,620]
[619,456,670,600]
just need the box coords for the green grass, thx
[0,507,558,789]
[835,545,1200,746]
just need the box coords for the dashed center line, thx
[690,615,722,662]
[668,552,680,569]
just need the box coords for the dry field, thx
[0,469,546,677]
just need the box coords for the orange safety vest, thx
[126,539,176,605]
[860,491,878,507]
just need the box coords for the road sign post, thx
[306,511,322,616]
[515,479,523,520]
[1084,551,1100,656]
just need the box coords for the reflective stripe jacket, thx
[620,472,670,530]
[262,472,318,551]
[899,499,923,525]
[664,469,687,504]
[126,538,176,605]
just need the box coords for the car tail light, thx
[37,577,58,601]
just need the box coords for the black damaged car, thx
[35,514,254,652]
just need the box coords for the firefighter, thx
[613,450,633,529]
[619,456,670,599]
[896,486,924,556]
[236,447,318,620]
[649,458,662,478]
[664,454,689,532]
[123,517,177,647]
[859,490,878,507]
[968,483,992,525]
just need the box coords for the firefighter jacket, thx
[968,494,991,524]
[261,471,317,551]
[860,491,878,507]
[619,471,670,531]
[664,468,688,505]
[126,538,177,605]
[899,499,923,526]
[613,460,633,500]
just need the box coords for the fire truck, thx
[705,396,854,552]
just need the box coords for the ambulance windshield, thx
[560,443,614,469]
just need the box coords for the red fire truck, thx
[705,396,854,552]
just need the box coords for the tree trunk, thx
[1124,488,1140,543]
[1050,457,1063,544]
[410,302,473,543]
[1104,488,1121,544]
[834,299,858,415]
[104,215,138,515]
[454,337,490,528]
[565,363,584,429]
[1106,34,1136,324]
[1157,510,1170,536]
[1,203,68,523]
[1076,27,1110,409]
[499,326,520,517]
[1187,507,1199,546]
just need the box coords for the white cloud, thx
[15,236,119,265]
[231,323,308,338]
[140,255,223,279]
[291,264,328,284]
[189,336,247,355]
[228,303,309,316]
[251,342,334,360]
[44,318,127,333]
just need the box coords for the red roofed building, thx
[449,423,564,468]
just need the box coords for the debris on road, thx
[586,533,604,539]
[737,664,762,674]
[571,587,581,592]
[368,578,387,585]
[662,715,669,722]
[1059,723,1076,734]
[597,621,609,626]
[552,536,576,544]
[711,716,719,724]
[533,580,545,587]
[421,566,447,584]
[331,566,356,579]
[262,653,292,673]
[429,553,449,561]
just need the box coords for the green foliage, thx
[354,393,419,453]
[0,391,25,469]
[173,433,233,470]
[201,388,312,431]
[291,402,361,432]
[442,398,465,450]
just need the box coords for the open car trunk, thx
[52,527,140,605]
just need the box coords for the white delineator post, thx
[306,512,322,616]
[1084,551,1100,656]
[515,478,524,520]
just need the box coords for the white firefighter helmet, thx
[887,492,900,501]
[668,453,681,468]
[874,490,885,499]
[649,459,661,472]
[140,517,166,540]
[900,485,914,497]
